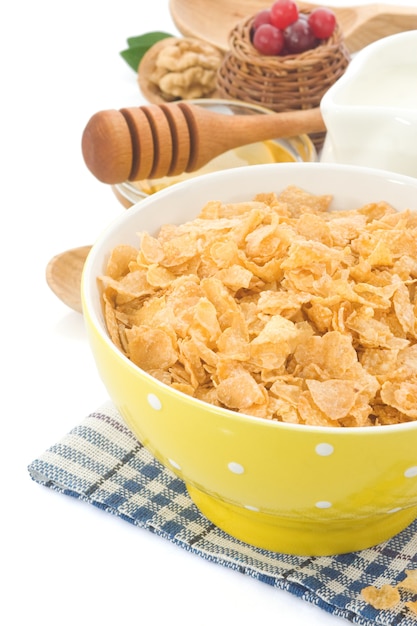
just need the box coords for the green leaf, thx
[120,46,150,71]
[126,31,172,48]
[120,31,173,72]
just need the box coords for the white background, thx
[2,1,417,624]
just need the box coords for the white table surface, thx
[3,1,417,624]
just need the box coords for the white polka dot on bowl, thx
[147,393,162,411]
[228,461,245,475]
[315,443,334,457]
[244,504,260,512]
[168,458,181,470]
[315,501,332,509]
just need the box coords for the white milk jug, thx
[320,30,417,178]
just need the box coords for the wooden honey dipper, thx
[81,102,326,184]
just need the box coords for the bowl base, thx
[187,484,417,556]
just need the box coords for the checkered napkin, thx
[28,401,417,626]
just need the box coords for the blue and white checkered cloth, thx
[28,401,417,625]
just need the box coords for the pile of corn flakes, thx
[361,569,417,613]
[99,186,417,427]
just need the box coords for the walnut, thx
[149,38,223,100]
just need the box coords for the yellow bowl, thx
[82,163,417,556]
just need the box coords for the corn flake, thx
[99,186,417,427]
[398,569,417,593]
[360,584,401,610]
[405,600,417,615]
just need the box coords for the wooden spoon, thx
[82,102,325,184]
[169,0,417,53]
[46,246,91,313]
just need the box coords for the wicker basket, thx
[217,12,351,148]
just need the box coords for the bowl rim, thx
[82,162,417,435]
